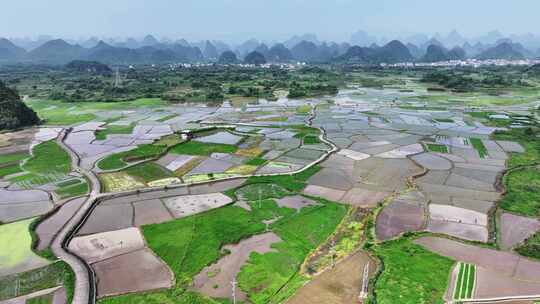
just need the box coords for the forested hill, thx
[0,81,40,130]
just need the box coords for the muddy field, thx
[192,233,281,301]
[416,236,540,299]
[500,212,540,250]
[287,251,376,304]
[376,199,425,241]
[69,227,145,263]
[93,248,173,298]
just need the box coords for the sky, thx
[3,0,539,42]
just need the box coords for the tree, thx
[0,81,40,129]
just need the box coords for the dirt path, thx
[50,129,101,304]
[287,250,376,304]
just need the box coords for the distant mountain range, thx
[1,32,539,65]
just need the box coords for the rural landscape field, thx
[1,1,540,304]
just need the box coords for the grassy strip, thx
[426,143,449,153]
[157,114,178,122]
[0,261,74,302]
[469,138,488,158]
[9,141,71,186]
[245,157,267,166]
[516,231,540,260]
[245,165,321,192]
[0,152,29,165]
[97,144,167,171]
[26,294,53,304]
[55,181,89,199]
[303,135,320,145]
[0,164,23,177]
[499,167,540,217]
[124,162,173,182]
[492,128,540,168]
[460,264,470,299]
[370,237,454,304]
[170,141,238,156]
[434,118,454,123]
[454,262,465,299]
[94,124,135,140]
[466,264,475,298]
[453,263,476,300]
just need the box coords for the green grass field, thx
[26,98,168,125]
[303,135,321,145]
[0,262,75,302]
[516,231,540,260]
[238,200,347,303]
[26,294,53,304]
[453,262,476,300]
[170,141,238,156]
[94,124,135,140]
[492,128,540,168]
[499,167,540,217]
[8,141,71,187]
[245,157,267,166]
[97,144,167,170]
[124,162,173,182]
[0,152,30,165]
[235,183,291,201]
[0,164,23,178]
[469,138,488,158]
[55,181,89,198]
[245,165,321,192]
[0,218,47,270]
[99,194,346,304]
[426,143,449,153]
[371,238,454,304]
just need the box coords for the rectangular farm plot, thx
[163,193,233,218]
[453,262,476,300]
[196,131,243,145]
[69,227,145,264]
[93,248,173,298]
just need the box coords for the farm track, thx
[53,106,341,304]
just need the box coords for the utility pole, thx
[330,239,336,268]
[114,66,121,88]
[258,186,262,209]
[231,277,237,304]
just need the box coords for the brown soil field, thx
[77,204,133,235]
[132,199,173,226]
[341,188,389,208]
[276,195,319,211]
[376,200,425,241]
[93,248,173,298]
[426,220,488,242]
[287,251,376,304]
[69,227,145,263]
[415,237,540,282]
[475,266,540,299]
[411,153,452,170]
[303,185,345,202]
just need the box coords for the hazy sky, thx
[3,0,539,42]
